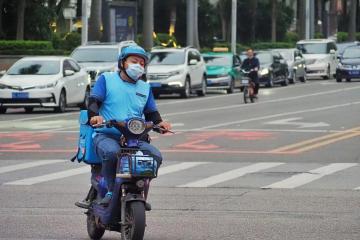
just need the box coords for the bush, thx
[337,32,348,43]
[356,33,360,41]
[250,42,295,50]
[0,40,52,50]
[0,49,70,55]
[314,32,324,39]
[284,32,299,43]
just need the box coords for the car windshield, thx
[343,48,360,59]
[149,52,185,65]
[71,48,118,63]
[7,60,60,75]
[256,53,272,64]
[203,55,232,66]
[278,51,293,61]
[297,43,327,54]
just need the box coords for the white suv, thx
[70,41,137,86]
[296,39,338,79]
[146,47,207,98]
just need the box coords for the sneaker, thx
[99,192,113,207]
[145,202,152,211]
[75,200,91,209]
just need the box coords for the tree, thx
[88,0,102,41]
[329,0,337,37]
[271,0,277,42]
[297,0,306,39]
[249,0,258,42]
[16,0,26,40]
[348,0,357,41]
[217,0,231,41]
[0,0,5,38]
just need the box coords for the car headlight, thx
[127,118,146,135]
[260,68,269,75]
[36,81,58,89]
[168,70,183,76]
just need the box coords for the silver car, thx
[274,48,307,83]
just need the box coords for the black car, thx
[336,46,360,82]
[256,51,289,87]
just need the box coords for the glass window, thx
[63,60,74,71]
[297,43,328,54]
[149,51,185,65]
[343,48,360,59]
[69,59,80,72]
[203,55,232,67]
[7,60,60,75]
[71,47,119,63]
[256,53,273,64]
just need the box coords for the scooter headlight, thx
[127,119,146,135]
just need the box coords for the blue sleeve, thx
[91,74,106,102]
[144,88,158,113]
[255,58,260,68]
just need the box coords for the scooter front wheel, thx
[243,86,249,104]
[121,201,146,240]
[87,212,105,240]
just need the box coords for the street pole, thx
[231,0,237,54]
[186,0,194,46]
[143,0,153,51]
[305,0,310,39]
[81,0,88,45]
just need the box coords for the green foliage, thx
[51,32,81,51]
[284,32,299,43]
[213,42,250,54]
[0,40,52,50]
[314,32,324,39]
[356,33,360,41]
[251,42,295,50]
[0,49,70,55]
[337,32,348,43]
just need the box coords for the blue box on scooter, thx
[75,110,102,164]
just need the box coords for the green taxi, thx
[202,49,242,93]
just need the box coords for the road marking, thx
[354,186,360,190]
[158,162,208,176]
[3,166,90,185]
[270,126,360,153]
[178,162,284,188]
[265,117,330,128]
[0,160,66,174]
[195,101,360,130]
[262,163,358,189]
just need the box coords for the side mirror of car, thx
[337,55,342,59]
[295,56,302,61]
[330,49,336,54]
[189,59,198,65]
[64,69,75,76]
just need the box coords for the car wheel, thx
[346,78,351,82]
[55,90,66,113]
[267,74,274,88]
[180,77,191,98]
[24,107,34,113]
[281,76,289,86]
[336,77,342,82]
[79,87,90,110]
[226,78,235,94]
[322,66,330,80]
[197,76,207,97]
[0,107,6,114]
[300,74,307,83]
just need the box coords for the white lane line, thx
[3,166,90,185]
[158,162,208,176]
[178,162,284,188]
[354,186,360,190]
[262,163,358,189]
[194,101,360,130]
[0,160,66,174]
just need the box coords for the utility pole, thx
[305,0,310,39]
[81,0,89,45]
[186,0,194,46]
[143,0,153,50]
[231,0,237,54]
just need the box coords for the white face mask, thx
[125,63,145,81]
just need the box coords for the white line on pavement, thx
[3,166,90,185]
[194,101,360,130]
[178,162,284,188]
[354,186,360,190]
[158,162,208,176]
[0,160,66,174]
[262,163,358,189]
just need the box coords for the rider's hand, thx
[157,121,171,134]
[90,116,104,126]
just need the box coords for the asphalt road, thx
[0,79,360,240]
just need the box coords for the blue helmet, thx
[118,45,149,64]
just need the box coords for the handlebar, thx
[92,120,174,134]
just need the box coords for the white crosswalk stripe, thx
[0,160,66,174]
[3,166,90,186]
[262,163,358,189]
[158,162,208,176]
[178,162,285,188]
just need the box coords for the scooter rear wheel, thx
[121,201,146,240]
[243,87,249,104]
[87,213,105,240]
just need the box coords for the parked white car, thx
[296,39,338,79]
[70,41,137,86]
[0,56,90,113]
[146,47,207,98]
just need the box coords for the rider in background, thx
[87,45,171,207]
[241,48,260,97]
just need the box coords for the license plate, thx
[150,82,161,88]
[12,92,29,99]
[350,70,360,75]
[242,79,249,84]
[207,80,213,84]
